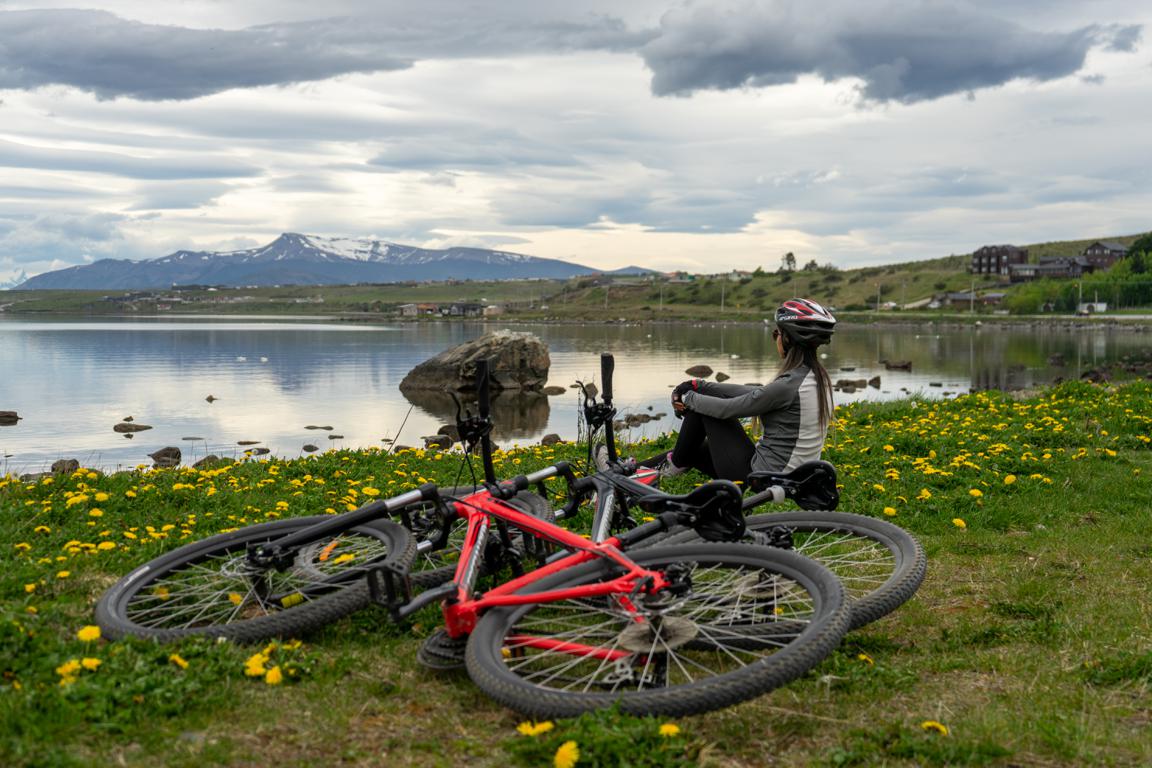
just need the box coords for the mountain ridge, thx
[16,233,652,290]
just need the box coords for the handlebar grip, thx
[601,353,614,403]
[476,358,490,418]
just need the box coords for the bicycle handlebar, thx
[601,353,614,404]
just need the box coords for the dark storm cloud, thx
[0,8,650,101]
[640,1,1143,103]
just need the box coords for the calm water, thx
[0,316,1146,472]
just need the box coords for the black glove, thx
[671,380,698,399]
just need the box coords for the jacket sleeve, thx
[682,373,798,419]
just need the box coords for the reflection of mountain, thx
[401,390,551,440]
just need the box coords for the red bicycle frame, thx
[437,481,671,642]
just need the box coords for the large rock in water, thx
[400,331,550,392]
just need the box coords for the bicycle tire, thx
[95,515,414,643]
[409,489,556,590]
[465,542,848,718]
[661,510,926,630]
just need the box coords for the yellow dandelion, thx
[24,583,36,593]
[264,666,284,685]
[882,507,897,517]
[89,508,104,518]
[659,723,682,737]
[1003,475,1016,485]
[81,657,102,671]
[77,625,101,642]
[169,654,189,670]
[57,570,71,579]
[554,740,580,768]
[872,483,885,492]
[244,652,268,677]
[968,488,983,498]
[94,492,109,502]
[517,721,555,737]
[56,659,82,677]
[952,518,967,529]
[921,720,949,736]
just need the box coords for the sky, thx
[0,0,1149,282]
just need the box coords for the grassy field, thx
[3,380,1152,767]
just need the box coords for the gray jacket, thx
[681,365,829,472]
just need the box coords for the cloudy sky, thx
[1,0,1149,282]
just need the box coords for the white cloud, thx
[0,0,1149,277]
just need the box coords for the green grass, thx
[4,381,1152,766]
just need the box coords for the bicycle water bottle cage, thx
[748,460,840,511]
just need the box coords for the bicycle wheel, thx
[465,542,848,718]
[661,511,926,630]
[96,515,414,643]
[409,488,556,590]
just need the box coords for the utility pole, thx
[970,278,975,314]
[876,283,882,311]
[720,281,726,313]
[604,283,609,311]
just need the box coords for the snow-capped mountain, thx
[16,233,649,289]
[0,269,29,290]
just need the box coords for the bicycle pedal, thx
[366,561,412,621]
[416,628,468,671]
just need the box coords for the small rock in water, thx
[327,434,344,440]
[715,372,730,382]
[685,365,713,378]
[149,447,181,468]
[237,440,261,446]
[423,435,452,449]
[52,459,80,475]
[0,410,21,426]
[205,395,218,403]
[181,436,206,441]
[540,433,561,446]
[113,422,152,433]
[542,386,567,396]
[302,444,319,453]
[247,447,270,456]
[305,425,334,430]
[193,455,225,469]
[122,416,134,422]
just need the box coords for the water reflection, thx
[0,316,1148,471]
[401,389,551,441]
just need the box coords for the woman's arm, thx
[682,372,800,420]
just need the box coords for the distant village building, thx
[442,302,485,317]
[1080,241,1127,270]
[970,245,1028,276]
[1008,257,1092,283]
[398,303,439,317]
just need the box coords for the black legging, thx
[650,411,755,482]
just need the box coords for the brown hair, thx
[778,339,835,428]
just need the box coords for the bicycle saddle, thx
[747,460,839,511]
[637,480,746,542]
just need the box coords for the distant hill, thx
[16,233,655,290]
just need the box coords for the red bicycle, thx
[96,360,850,718]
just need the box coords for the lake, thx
[1,315,1146,473]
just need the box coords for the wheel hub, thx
[617,616,698,652]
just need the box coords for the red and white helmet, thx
[775,298,836,347]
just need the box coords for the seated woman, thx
[645,298,837,483]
